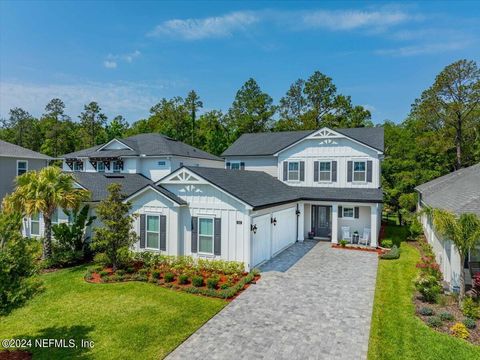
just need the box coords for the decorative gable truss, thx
[307,128,343,145]
[159,168,207,185]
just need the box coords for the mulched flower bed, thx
[0,351,32,360]
[331,244,385,255]
[85,264,260,300]
[414,295,480,345]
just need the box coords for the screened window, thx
[31,213,40,235]
[198,218,214,254]
[353,161,366,182]
[97,162,105,172]
[17,161,28,176]
[343,207,354,219]
[319,161,331,182]
[146,215,159,249]
[288,162,299,181]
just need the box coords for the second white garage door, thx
[272,207,297,255]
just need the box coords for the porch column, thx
[297,202,305,242]
[370,204,379,247]
[331,204,338,244]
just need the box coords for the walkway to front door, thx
[167,241,378,360]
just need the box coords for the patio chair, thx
[359,228,371,246]
[341,226,352,243]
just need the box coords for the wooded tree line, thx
[1,61,479,220]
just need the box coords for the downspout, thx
[296,203,299,242]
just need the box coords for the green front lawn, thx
[0,265,225,359]
[368,226,480,359]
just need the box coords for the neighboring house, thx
[30,127,384,270]
[0,139,51,201]
[60,133,223,181]
[416,163,480,291]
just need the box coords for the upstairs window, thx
[353,161,366,182]
[17,161,28,176]
[319,161,331,182]
[157,161,166,167]
[97,162,105,172]
[73,161,83,172]
[113,161,122,173]
[288,162,299,181]
[230,162,241,170]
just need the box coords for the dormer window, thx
[97,162,105,172]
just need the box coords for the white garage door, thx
[272,207,297,255]
[251,214,271,267]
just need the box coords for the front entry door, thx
[312,205,332,238]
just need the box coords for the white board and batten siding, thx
[164,183,251,266]
[129,188,181,256]
[278,137,381,188]
[224,156,278,177]
[250,202,298,267]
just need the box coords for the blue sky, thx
[1,1,479,124]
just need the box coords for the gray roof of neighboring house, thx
[183,167,383,209]
[71,172,185,204]
[61,133,222,161]
[0,140,52,160]
[221,127,384,156]
[415,164,480,216]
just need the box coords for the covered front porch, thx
[297,201,381,247]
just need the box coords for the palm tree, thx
[432,208,480,301]
[2,166,89,259]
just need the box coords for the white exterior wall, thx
[277,138,381,188]
[421,213,462,291]
[170,157,223,172]
[130,189,180,255]
[224,156,278,177]
[164,183,251,266]
[139,158,172,181]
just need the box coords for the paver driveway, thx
[167,241,378,360]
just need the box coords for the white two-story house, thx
[27,128,383,270]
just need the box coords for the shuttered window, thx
[146,215,160,249]
[319,161,331,182]
[198,218,214,254]
[353,161,366,182]
[287,161,300,181]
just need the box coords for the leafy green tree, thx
[432,209,480,301]
[0,211,41,315]
[276,71,372,130]
[226,78,276,139]
[185,90,203,145]
[91,184,137,271]
[3,167,90,259]
[40,98,77,157]
[1,107,42,151]
[79,102,108,147]
[411,59,480,169]
[106,115,129,141]
[196,110,229,155]
[52,204,96,263]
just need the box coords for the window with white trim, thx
[319,161,331,182]
[31,213,40,235]
[97,161,105,172]
[146,215,160,249]
[288,161,300,181]
[52,209,59,225]
[343,207,354,219]
[73,161,82,172]
[113,161,122,173]
[198,218,214,254]
[353,161,366,182]
[157,161,166,167]
[17,160,28,176]
[230,162,241,170]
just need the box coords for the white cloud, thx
[302,9,412,31]
[0,80,178,121]
[103,50,141,69]
[148,11,259,40]
[103,60,117,69]
[375,40,472,57]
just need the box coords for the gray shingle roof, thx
[183,167,383,209]
[221,127,384,156]
[415,163,480,216]
[71,172,185,204]
[0,140,52,160]
[61,133,222,161]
